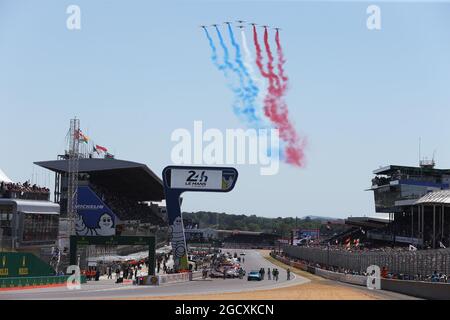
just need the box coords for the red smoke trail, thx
[253,26,306,167]
[263,28,281,92]
[273,29,306,166]
[253,25,270,80]
[275,30,288,84]
[253,26,277,122]
[253,26,278,126]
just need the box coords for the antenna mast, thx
[418,137,421,166]
[67,118,80,236]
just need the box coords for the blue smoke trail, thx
[203,28,225,72]
[214,26,247,118]
[204,27,243,116]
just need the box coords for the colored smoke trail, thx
[240,29,266,122]
[227,24,249,81]
[253,26,306,167]
[253,25,270,80]
[226,23,266,128]
[275,30,288,84]
[203,25,305,166]
[240,30,256,78]
[213,26,247,117]
[203,28,225,71]
[263,27,282,92]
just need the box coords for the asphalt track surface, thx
[0,250,417,300]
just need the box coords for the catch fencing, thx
[283,245,450,276]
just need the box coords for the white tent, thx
[0,168,12,183]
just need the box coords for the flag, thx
[95,145,108,153]
[74,130,89,143]
[344,237,351,248]
[79,131,89,144]
[439,241,446,249]
[409,244,417,251]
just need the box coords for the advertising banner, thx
[75,186,117,236]
[297,229,320,240]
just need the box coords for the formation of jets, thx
[200,21,281,31]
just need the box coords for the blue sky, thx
[1,0,450,219]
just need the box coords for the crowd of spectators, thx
[0,181,50,200]
[304,242,413,253]
[372,176,391,186]
[91,184,165,226]
[272,250,450,284]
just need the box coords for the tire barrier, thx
[142,272,192,286]
[191,271,203,280]
[314,268,367,286]
[291,261,308,271]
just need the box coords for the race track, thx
[0,250,307,300]
[0,249,418,300]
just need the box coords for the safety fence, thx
[270,252,450,299]
[282,245,450,277]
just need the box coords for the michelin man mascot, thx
[168,216,188,271]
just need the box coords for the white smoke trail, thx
[240,29,268,123]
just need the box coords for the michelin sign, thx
[75,186,117,236]
[163,166,238,271]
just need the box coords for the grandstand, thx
[317,164,450,249]
[367,164,450,249]
[318,217,391,247]
[34,157,167,267]
[279,161,450,285]
[0,168,12,184]
[183,227,279,248]
[219,230,279,249]
[0,177,59,260]
[35,157,165,227]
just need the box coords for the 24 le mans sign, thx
[162,166,238,271]
[164,167,238,192]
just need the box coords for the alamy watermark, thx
[366,265,381,290]
[367,5,381,30]
[171,121,280,176]
[66,5,81,30]
[66,265,81,290]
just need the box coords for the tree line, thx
[182,211,329,237]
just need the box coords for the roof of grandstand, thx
[373,165,450,176]
[35,158,164,201]
[345,216,390,228]
[416,190,450,205]
[0,199,60,213]
[0,168,12,183]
